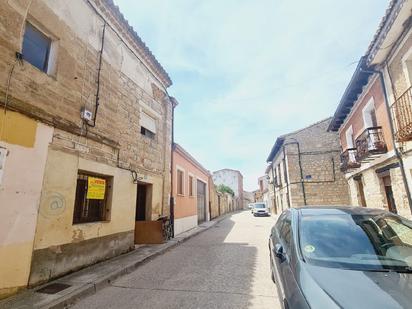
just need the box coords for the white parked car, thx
[252,203,270,216]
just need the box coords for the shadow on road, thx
[72,211,279,308]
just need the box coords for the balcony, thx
[340,148,361,172]
[355,126,387,162]
[392,86,412,142]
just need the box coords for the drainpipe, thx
[169,97,178,237]
[282,145,291,208]
[360,67,412,213]
[285,138,307,206]
[270,162,277,214]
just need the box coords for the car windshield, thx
[254,204,265,209]
[299,212,412,272]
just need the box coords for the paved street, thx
[72,211,280,309]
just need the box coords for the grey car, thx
[269,206,412,309]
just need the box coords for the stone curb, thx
[1,213,233,309]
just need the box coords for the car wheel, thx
[253,213,256,217]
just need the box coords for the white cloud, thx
[115,0,388,190]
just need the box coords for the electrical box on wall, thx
[0,147,7,186]
[81,108,93,121]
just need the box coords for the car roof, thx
[294,206,388,216]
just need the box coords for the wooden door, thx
[197,180,206,223]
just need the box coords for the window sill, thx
[24,60,57,80]
[72,220,111,225]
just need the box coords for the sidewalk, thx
[0,214,231,309]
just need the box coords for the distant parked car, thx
[269,206,412,309]
[252,203,269,216]
[248,203,254,211]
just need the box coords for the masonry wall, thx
[0,112,53,298]
[269,119,350,212]
[209,182,220,219]
[384,26,412,218]
[346,162,410,218]
[287,147,349,206]
[0,0,172,295]
[30,146,137,285]
[173,148,210,226]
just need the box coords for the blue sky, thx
[114,0,388,191]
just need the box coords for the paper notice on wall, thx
[87,177,106,200]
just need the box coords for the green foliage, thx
[217,184,235,196]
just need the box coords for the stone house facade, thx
[365,0,412,218]
[257,174,271,210]
[212,168,244,210]
[172,143,210,235]
[326,0,412,218]
[0,0,174,298]
[266,118,350,213]
[329,57,410,217]
[209,185,234,218]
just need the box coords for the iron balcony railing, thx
[355,126,387,162]
[392,86,412,142]
[340,148,360,172]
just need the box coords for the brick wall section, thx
[268,118,350,212]
[0,0,172,213]
[339,77,394,152]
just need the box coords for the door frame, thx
[196,177,208,223]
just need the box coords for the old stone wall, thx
[0,0,172,295]
[269,118,350,211]
[0,0,172,183]
[209,183,220,219]
[346,162,410,218]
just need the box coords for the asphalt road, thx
[72,211,281,309]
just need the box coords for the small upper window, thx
[22,22,51,73]
[141,127,155,139]
[140,112,156,139]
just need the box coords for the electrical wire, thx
[1,0,32,141]
[0,60,18,141]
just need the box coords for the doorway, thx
[354,176,366,207]
[136,184,148,221]
[197,180,206,224]
[382,176,397,214]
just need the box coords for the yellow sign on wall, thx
[87,177,106,200]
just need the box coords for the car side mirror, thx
[275,243,285,261]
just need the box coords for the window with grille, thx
[73,172,111,224]
[177,169,184,195]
